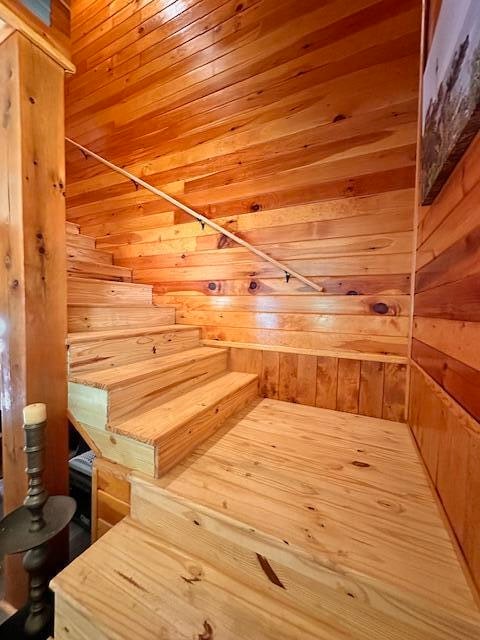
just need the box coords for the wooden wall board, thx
[201,326,408,359]
[66,0,420,367]
[358,361,384,418]
[152,275,412,297]
[412,339,480,422]
[66,3,420,140]
[158,293,410,316]
[411,6,480,593]
[336,359,361,414]
[414,274,480,322]
[315,356,338,410]
[413,317,480,372]
[240,298,403,326]
[416,170,480,272]
[383,362,408,422]
[226,346,406,422]
[175,309,408,338]
[409,364,480,592]
[114,231,413,268]
[91,190,413,243]
[415,224,480,294]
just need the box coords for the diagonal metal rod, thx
[65,137,324,293]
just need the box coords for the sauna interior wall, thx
[65,0,421,420]
[409,1,480,592]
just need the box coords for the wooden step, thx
[125,401,480,640]
[68,304,176,332]
[67,325,200,345]
[65,220,79,234]
[68,278,153,306]
[51,516,321,640]
[114,371,258,475]
[67,325,201,373]
[67,259,132,282]
[66,232,95,250]
[66,243,113,265]
[69,346,228,428]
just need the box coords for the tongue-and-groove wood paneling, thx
[66,1,420,412]
[410,131,480,590]
[408,0,480,591]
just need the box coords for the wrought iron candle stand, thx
[0,404,76,638]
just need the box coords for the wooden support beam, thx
[0,31,69,607]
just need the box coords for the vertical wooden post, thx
[0,30,68,607]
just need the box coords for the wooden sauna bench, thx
[53,400,480,639]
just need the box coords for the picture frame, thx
[422,0,480,205]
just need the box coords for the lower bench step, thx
[51,517,322,640]
[69,369,257,478]
[51,510,480,640]
[114,371,258,475]
[69,346,228,428]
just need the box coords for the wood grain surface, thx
[65,0,420,362]
[226,345,406,420]
[0,31,69,606]
[411,6,480,591]
[51,399,480,639]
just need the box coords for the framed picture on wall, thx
[422,0,480,205]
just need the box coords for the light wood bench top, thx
[113,371,258,444]
[53,401,480,639]
[69,346,226,389]
[156,399,480,620]
[66,324,199,344]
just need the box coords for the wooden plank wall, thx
[229,347,406,421]
[411,127,480,591]
[65,0,421,420]
[410,0,480,589]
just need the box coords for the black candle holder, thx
[0,404,76,637]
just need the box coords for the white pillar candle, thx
[23,403,47,425]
